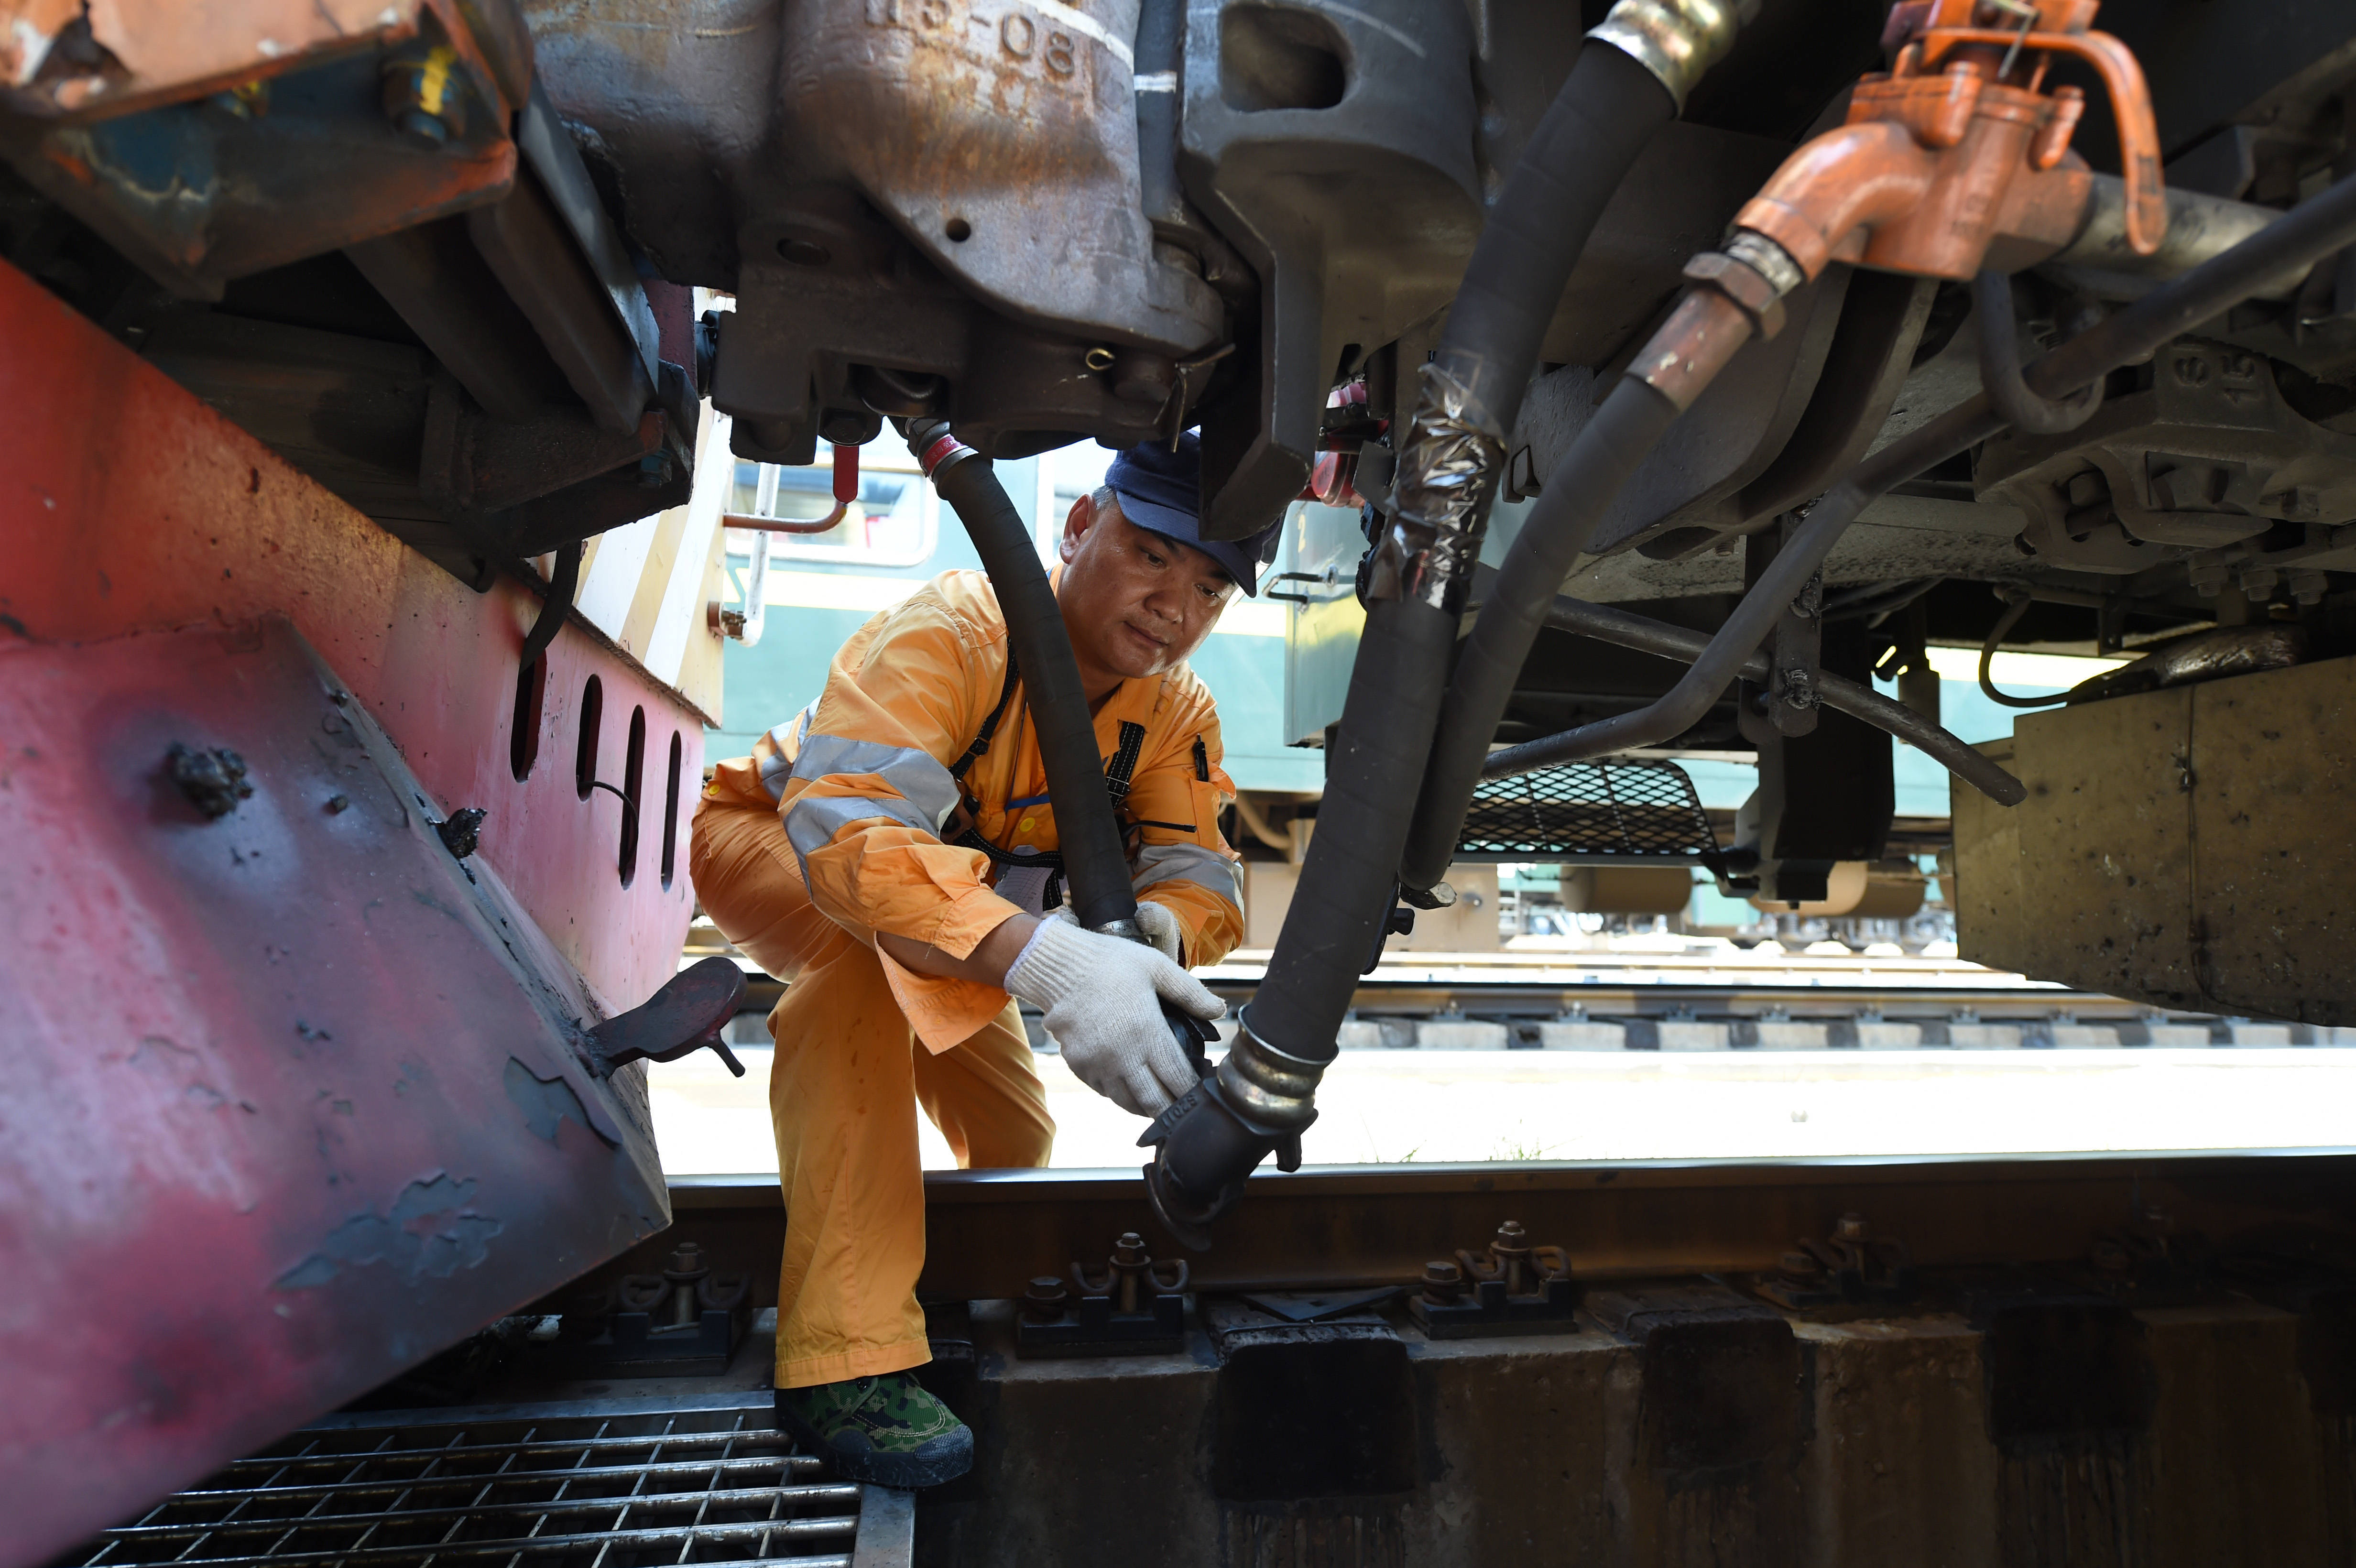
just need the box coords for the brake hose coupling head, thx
[1137,1005,1320,1250]
[1589,0,1763,111]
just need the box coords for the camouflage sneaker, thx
[774,1372,973,1488]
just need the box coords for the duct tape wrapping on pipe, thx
[1366,363,1504,615]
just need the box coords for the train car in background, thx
[703,437,2120,954]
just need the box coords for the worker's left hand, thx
[1132,901,1184,964]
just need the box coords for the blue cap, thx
[1102,433,1281,596]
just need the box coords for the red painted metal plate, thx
[0,253,703,1015]
[0,619,670,1565]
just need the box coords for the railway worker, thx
[689,434,1273,1488]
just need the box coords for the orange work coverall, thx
[690,567,1245,1389]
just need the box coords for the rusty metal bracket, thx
[1754,1210,1918,1310]
[582,955,746,1079]
[1407,1220,1580,1339]
[1015,1232,1189,1359]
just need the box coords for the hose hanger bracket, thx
[1369,361,1505,614]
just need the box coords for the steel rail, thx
[555,1152,2356,1311]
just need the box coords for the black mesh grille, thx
[1456,760,1717,861]
[69,1401,876,1568]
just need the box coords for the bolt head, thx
[1834,1212,1868,1241]
[1421,1260,1462,1286]
[1780,1250,1822,1277]
[1020,1275,1069,1322]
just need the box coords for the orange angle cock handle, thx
[1623,0,2165,419]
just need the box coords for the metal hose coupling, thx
[1628,229,1803,410]
[1589,0,1760,112]
[1137,1004,1320,1250]
[904,416,981,480]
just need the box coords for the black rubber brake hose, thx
[1396,376,1680,890]
[905,419,1138,935]
[1241,42,1677,1067]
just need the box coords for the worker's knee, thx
[689,797,808,945]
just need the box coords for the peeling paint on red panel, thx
[0,619,672,1564]
[0,254,701,1010]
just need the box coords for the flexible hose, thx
[1140,33,1691,1243]
[905,420,1138,934]
[1480,167,2356,779]
[1244,44,1673,1055]
[1974,272,2101,433]
[1429,44,1678,435]
[1396,377,1680,888]
[1237,41,1676,1068]
[1538,595,2026,805]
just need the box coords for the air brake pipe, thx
[903,419,1142,939]
[1537,595,2027,806]
[1140,2,1750,1247]
[722,442,861,534]
[1406,3,2261,886]
[1480,167,2356,781]
[1400,5,2175,892]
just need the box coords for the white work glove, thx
[1133,900,1184,964]
[1004,916,1223,1117]
[1047,901,1184,963]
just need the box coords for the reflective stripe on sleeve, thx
[779,733,964,871]
[755,700,821,802]
[784,791,940,866]
[1131,841,1242,907]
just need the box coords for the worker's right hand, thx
[1002,917,1224,1117]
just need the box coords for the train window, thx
[661,730,683,891]
[574,674,602,801]
[727,449,936,568]
[510,653,545,782]
[619,705,646,887]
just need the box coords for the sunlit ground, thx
[647,1009,2356,1178]
[664,647,2356,1175]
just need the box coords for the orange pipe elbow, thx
[1733,121,1941,282]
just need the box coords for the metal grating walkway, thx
[66,1394,908,1568]
[1455,759,1718,863]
